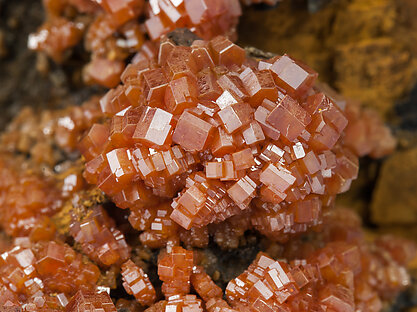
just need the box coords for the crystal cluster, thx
[0,240,100,309]
[29,0,242,88]
[1,97,103,165]
[191,266,223,302]
[225,245,395,312]
[0,10,409,310]
[158,246,194,297]
[69,205,131,267]
[145,0,241,42]
[343,101,397,159]
[138,209,414,312]
[0,155,62,237]
[160,294,204,312]
[121,259,156,306]
[79,36,359,247]
[65,290,117,312]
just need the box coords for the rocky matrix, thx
[0,0,411,311]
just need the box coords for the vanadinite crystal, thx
[66,35,414,311]
[69,205,131,267]
[29,0,243,88]
[1,10,412,310]
[158,246,194,297]
[121,259,156,306]
[80,35,358,244]
[0,239,101,309]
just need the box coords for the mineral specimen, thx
[0,5,411,310]
[69,205,131,267]
[145,0,241,42]
[158,246,194,297]
[80,36,358,247]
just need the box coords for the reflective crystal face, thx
[133,107,174,148]
[4,14,408,310]
[80,36,362,242]
[121,260,156,306]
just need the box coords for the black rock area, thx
[0,0,100,131]
[396,84,417,132]
[167,28,201,47]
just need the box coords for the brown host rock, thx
[371,147,417,224]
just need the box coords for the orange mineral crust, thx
[0,155,62,237]
[79,36,359,246]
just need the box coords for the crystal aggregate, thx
[0,1,410,310]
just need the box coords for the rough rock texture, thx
[0,0,100,130]
[371,147,417,225]
[238,0,417,117]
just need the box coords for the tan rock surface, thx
[371,147,417,224]
[238,0,417,117]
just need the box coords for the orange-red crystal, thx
[0,12,407,311]
[80,37,359,245]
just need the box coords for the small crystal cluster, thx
[191,266,223,302]
[121,259,156,306]
[158,246,194,297]
[65,290,117,312]
[0,239,100,309]
[343,101,397,158]
[79,36,359,248]
[142,209,414,312]
[225,243,405,312]
[1,97,103,165]
[145,0,241,42]
[0,155,62,237]
[69,205,131,267]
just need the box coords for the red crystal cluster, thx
[137,209,414,312]
[158,246,194,296]
[343,101,397,158]
[0,239,100,310]
[225,243,406,312]
[69,205,131,267]
[145,0,241,41]
[0,8,410,310]
[0,156,62,237]
[121,259,156,306]
[29,0,242,88]
[1,97,103,165]
[65,290,117,312]
[191,266,223,302]
[79,36,359,249]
